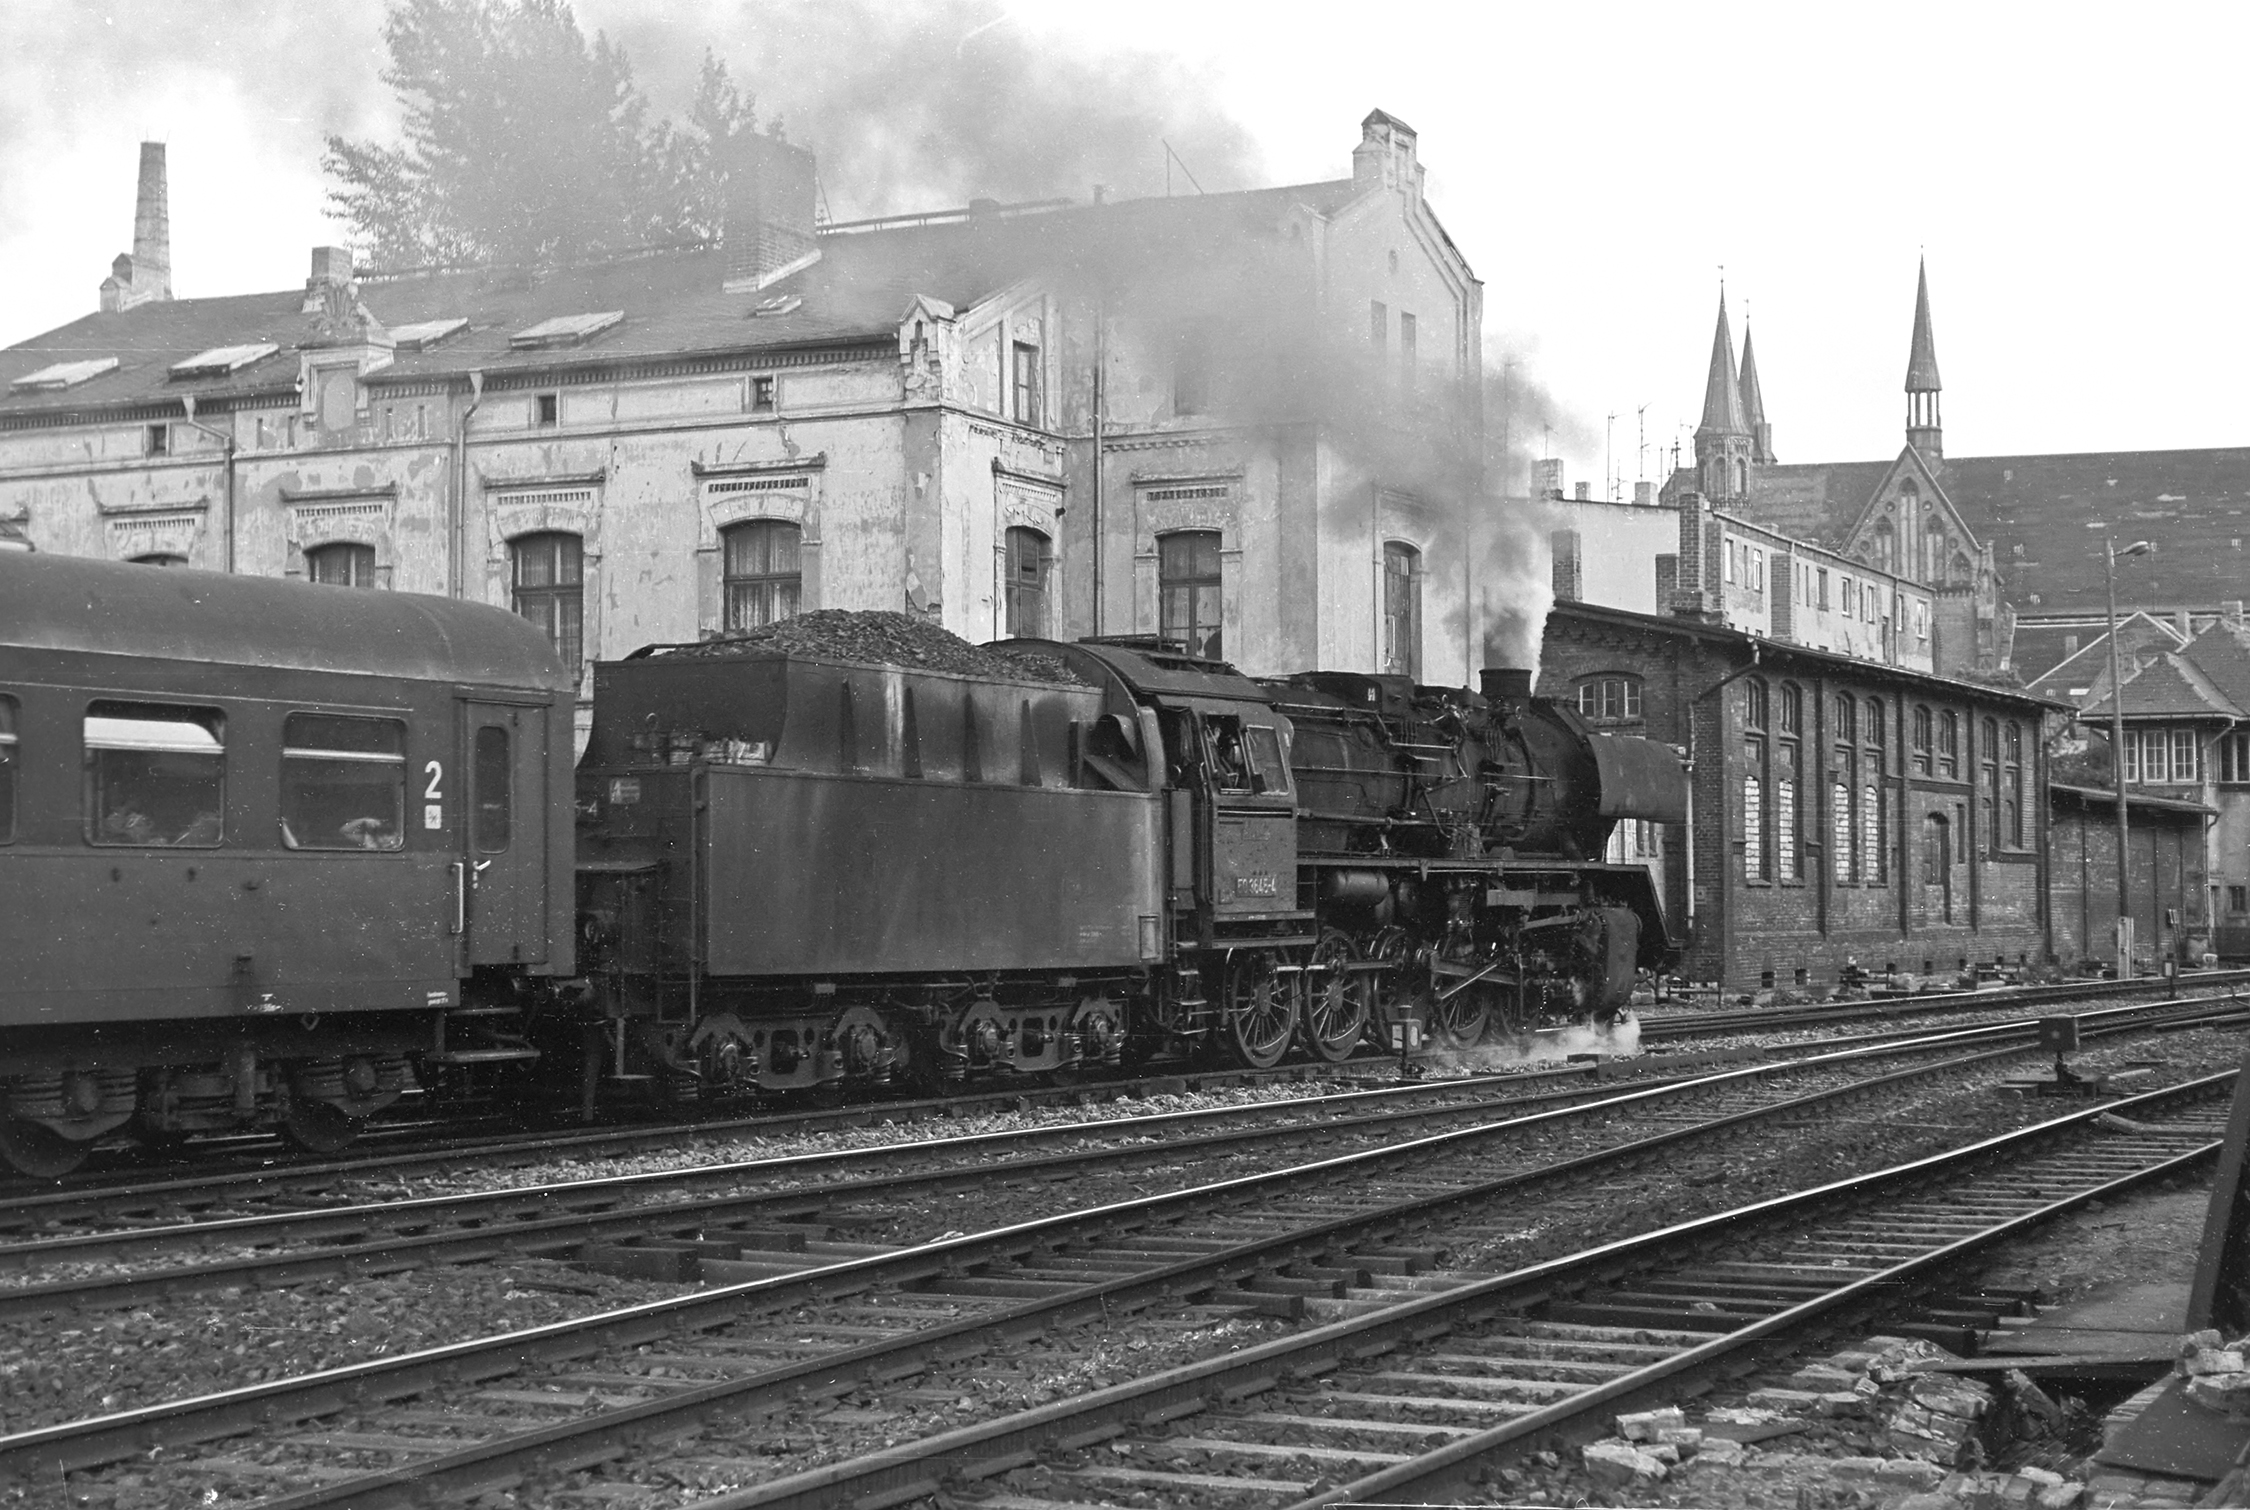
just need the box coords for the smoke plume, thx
[597,0,1263,217]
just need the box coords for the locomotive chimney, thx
[1480,668,1533,700]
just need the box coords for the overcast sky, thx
[4,2,2243,492]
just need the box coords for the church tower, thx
[1905,258,1943,463]
[1739,323,1775,464]
[1695,292,1752,503]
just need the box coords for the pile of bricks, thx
[1575,1335,2093,1506]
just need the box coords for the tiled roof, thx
[2021,612,2187,694]
[2080,649,2245,721]
[1734,446,2250,617]
[0,177,1366,417]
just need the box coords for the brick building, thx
[0,113,1485,733]
[1543,600,2057,990]
[2048,784,2211,970]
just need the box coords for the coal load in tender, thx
[682,609,1088,685]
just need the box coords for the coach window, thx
[307,542,378,588]
[85,702,225,847]
[0,696,14,843]
[722,519,801,630]
[1004,526,1050,639]
[1159,531,1223,660]
[281,715,405,851]
[511,532,584,672]
[473,726,512,852]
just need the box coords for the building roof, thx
[1728,445,2250,617]
[2021,611,2188,696]
[1905,257,1941,392]
[2050,782,2215,819]
[1543,599,2068,711]
[1697,294,1747,437]
[0,176,1372,419]
[2080,649,2245,721]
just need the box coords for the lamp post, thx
[2105,536,2152,972]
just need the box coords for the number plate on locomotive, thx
[1232,873,1279,897]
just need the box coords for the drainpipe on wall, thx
[1091,297,1105,636]
[177,393,237,573]
[1689,638,1765,984]
[452,371,485,598]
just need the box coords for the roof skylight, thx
[389,317,469,351]
[170,343,278,378]
[509,311,623,349]
[752,294,803,317]
[9,357,119,392]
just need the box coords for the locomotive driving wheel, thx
[1299,930,1369,1063]
[0,1118,91,1180]
[1219,952,1299,1070]
[1427,983,1493,1050]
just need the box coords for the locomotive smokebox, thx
[1479,668,1534,700]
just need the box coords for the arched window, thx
[1158,530,1223,659]
[1003,526,1050,639]
[1873,517,1896,573]
[511,532,584,673]
[306,542,377,587]
[1911,705,1933,775]
[130,553,188,567]
[1381,541,1421,679]
[1743,677,1769,732]
[1937,710,1960,778]
[1922,813,1952,921]
[1864,698,1887,884]
[722,519,802,630]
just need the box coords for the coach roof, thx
[0,551,571,690]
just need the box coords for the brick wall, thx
[1543,602,2057,992]
[1551,529,1582,602]
[2050,792,2210,968]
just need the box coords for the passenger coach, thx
[0,552,574,1175]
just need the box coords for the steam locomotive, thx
[0,550,1686,1176]
[573,632,1687,1096]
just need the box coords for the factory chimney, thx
[99,142,173,313]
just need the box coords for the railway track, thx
[0,993,2232,1324]
[8,962,2228,1217]
[5,999,2239,1507]
[711,1074,2235,1510]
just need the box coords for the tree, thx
[324,1,756,270]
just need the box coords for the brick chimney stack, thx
[99,142,173,312]
[722,133,819,294]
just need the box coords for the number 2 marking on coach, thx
[424,760,445,831]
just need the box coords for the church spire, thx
[1905,257,1943,462]
[1693,290,1753,502]
[1698,292,1748,437]
[1739,324,1775,464]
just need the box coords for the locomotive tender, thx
[0,550,1688,1175]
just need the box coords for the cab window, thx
[0,696,15,843]
[282,715,406,850]
[1244,724,1290,795]
[86,702,225,846]
[1204,715,1255,795]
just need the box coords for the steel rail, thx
[679,1072,2237,1510]
[9,1001,2231,1498]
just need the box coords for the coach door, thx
[458,700,550,967]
